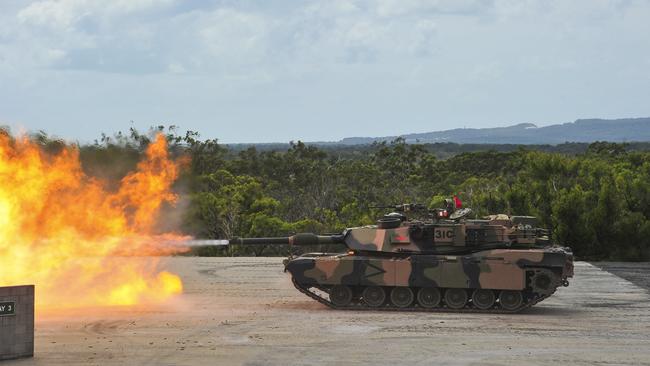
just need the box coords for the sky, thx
[1,0,649,143]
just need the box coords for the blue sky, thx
[1,0,649,143]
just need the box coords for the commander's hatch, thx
[450,207,472,221]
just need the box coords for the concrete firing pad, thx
[5,258,650,366]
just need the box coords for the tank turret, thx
[226,206,551,255]
[210,200,574,313]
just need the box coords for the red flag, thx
[453,195,462,208]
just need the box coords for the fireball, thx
[0,132,186,308]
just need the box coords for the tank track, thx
[291,278,556,313]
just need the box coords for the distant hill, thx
[336,117,650,145]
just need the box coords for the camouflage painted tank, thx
[226,203,574,312]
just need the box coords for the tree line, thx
[12,126,650,261]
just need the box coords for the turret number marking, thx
[434,228,455,243]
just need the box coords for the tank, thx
[222,202,574,312]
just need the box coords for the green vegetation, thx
[16,127,650,261]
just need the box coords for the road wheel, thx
[362,286,386,307]
[499,290,523,310]
[329,285,353,306]
[472,289,496,310]
[444,288,468,309]
[417,288,441,308]
[390,287,414,308]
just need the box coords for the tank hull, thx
[285,247,573,312]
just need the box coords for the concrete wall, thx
[0,285,34,360]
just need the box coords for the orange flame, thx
[0,133,187,308]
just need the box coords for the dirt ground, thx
[5,258,650,366]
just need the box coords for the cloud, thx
[3,0,469,75]
[17,0,176,29]
[0,0,649,142]
[198,8,270,62]
[375,0,490,17]
[2,0,649,80]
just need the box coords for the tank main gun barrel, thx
[230,233,345,246]
[172,234,344,248]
